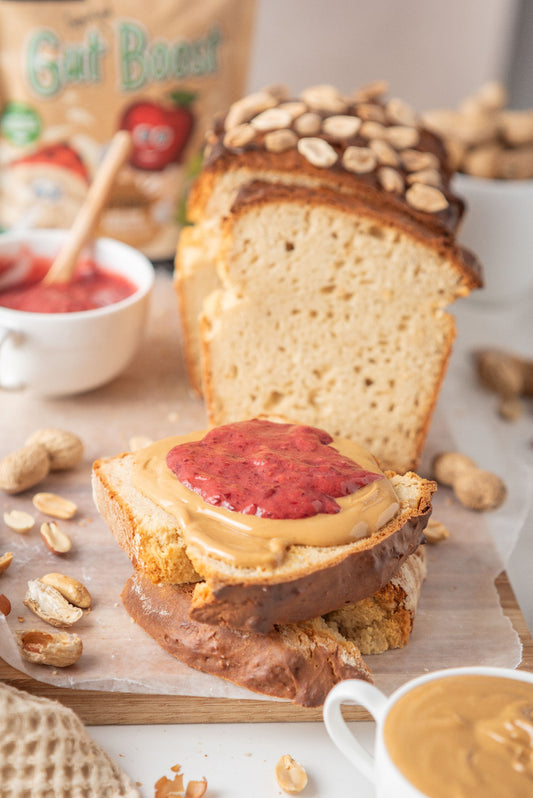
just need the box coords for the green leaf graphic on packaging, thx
[0,102,42,146]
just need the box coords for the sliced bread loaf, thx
[200,181,479,473]
[121,547,425,707]
[175,82,478,402]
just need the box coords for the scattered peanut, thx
[406,168,442,187]
[475,348,532,397]
[369,138,400,167]
[405,183,449,213]
[275,754,308,794]
[185,779,208,798]
[425,518,451,544]
[224,90,277,130]
[499,396,524,422]
[299,83,346,114]
[386,97,418,127]
[385,124,420,150]
[356,102,387,123]
[353,79,389,103]
[251,107,293,131]
[24,579,83,626]
[433,452,506,511]
[401,149,440,172]
[0,593,11,616]
[40,522,72,555]
[322,114,361,140]
[297,137,338,168]
[378,166,404,193]
[154,769,184,797]
[33,492,77,520]
[40,573,92,609]
[342,145,377,174]
[277,101,306,121]
[15,629,82,667]
[223,123,256,149]
[475,348,533,422]
[154,766,207,798]
[0,443,50,494]
[0,552,13,574]
[3,509,35,533]
[25,428,83,471]
[293,112,322,136]
[423,82,533,179]
[264,128,298,154]
[359,120,386,140]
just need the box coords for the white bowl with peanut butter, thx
[324,665,533,798]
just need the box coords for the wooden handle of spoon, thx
[43,131,133,285]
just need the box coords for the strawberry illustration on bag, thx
[14,143,89,182]
[119,91,196,171]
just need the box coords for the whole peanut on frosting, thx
[432,452,506,511]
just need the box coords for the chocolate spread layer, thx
[189,504,431,634]
[121,573,372,707]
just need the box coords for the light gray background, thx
[247,0,530,110]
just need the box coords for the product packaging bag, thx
[0,0,256,260]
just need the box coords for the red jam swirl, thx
[0,248,137,313]
[165,418,382,520]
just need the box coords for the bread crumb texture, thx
[201,197,464,472]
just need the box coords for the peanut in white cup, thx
[323,666,533,798]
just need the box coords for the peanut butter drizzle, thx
[131,430,399,568]
[385,675,533,798]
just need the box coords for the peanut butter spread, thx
[131,428,399,568]
[385,674,533,798]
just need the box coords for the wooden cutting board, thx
[1,572,531,725]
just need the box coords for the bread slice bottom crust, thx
[121,548,426,707]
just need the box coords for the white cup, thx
[0,230,154,396]
[453,173,533,305]
[324,666,533,797]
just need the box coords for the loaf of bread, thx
[92,424,435,633]
[121,547,426,707]
[175,82,482,473]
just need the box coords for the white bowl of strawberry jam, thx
[0,230,154,395]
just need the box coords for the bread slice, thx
[92,451,201,586]
[92,447,434,633]
[120,548,426,707]
[325,544,427,654]
[176,158,342,394]
[175,83,480,400]
[199,181,479,473]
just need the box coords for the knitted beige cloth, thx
[0,682,141,798]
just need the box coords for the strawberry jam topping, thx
[165,418,382,519]
[0,250,136,313]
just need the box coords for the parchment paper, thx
[0,272,531,698]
